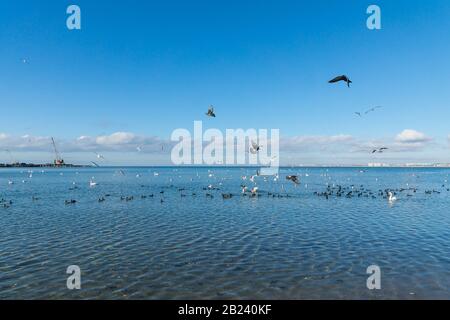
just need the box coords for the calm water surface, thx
[0,167,449,299]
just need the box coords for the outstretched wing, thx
[329,75,345,83]
[365,106,382,114]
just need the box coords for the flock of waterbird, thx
[1,74,444,209]
[2,164,450,209]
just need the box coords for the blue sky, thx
[1,0,450,165]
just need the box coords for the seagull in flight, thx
[372,147,388,154]
[286,175,300,185]
[328,75,352,87]
[206,105,216,118]
[355,106,383,117]
[136,146,142,152]
[94,152,105,160]
[365,106,383,115]
[249,141,261,154]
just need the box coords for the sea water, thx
[0,167,449,299]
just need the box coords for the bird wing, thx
[251,141,259,149]
[329,75,345,83]
[365,106,382,114]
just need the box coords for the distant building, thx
[368,163,390,167]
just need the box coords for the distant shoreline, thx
[1,164,450,169]
[0,163,87,168]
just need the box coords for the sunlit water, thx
[0,167,449,299]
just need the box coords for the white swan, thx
[388,192,397,202]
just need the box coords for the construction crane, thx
[51,137,65,166]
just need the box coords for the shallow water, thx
[0,167,449,299]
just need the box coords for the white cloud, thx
[0,132,168,153]
[395,129,431,144]
[281,134,354,152]
[96,132,136,145]
[0,130,444,165]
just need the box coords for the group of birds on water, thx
[2,168,450,209]
[0,74,445,209]
[312,184,449,203]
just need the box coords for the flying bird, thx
[329,75,352,87]
[94,152,105,160]
[286,175,300,185]
[206,106,216,118]
[372,147,388,154]
[249,141,261,154]
[365,106,383,115]
[355,106,383,117]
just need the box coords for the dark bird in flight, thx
[249,141,261,154]
[206,105,216,118]
[286,175,300,185]
[355,106,383,117]
[372,147,388,154]
[365,106,383,115]
[329,75,352,87]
